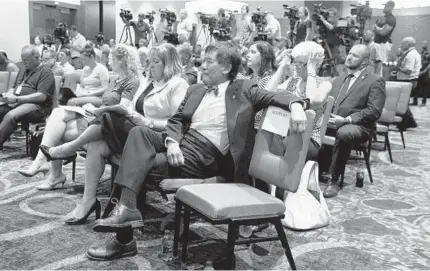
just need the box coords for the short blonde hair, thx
[148,43,182,82]
[292,41,325,69]
[111,44,140,79]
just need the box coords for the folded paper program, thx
[261,106,290,136]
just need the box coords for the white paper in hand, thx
[261,106,290,136]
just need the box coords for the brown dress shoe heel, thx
[323,179,341,198]
[93,204,144,233]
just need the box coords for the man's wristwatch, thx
[291,98,310,110]
[149,120,155,129]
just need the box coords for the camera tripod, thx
[147,24,158,48]
[119,24,134,45]
[319,38,339,77]
[196,24,213,48]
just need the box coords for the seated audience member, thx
[78,41,312,261]
[109,39,116,48]
[0,50,19,72]
[194,44,202,59]
[18,44,140,189]
[177,43,198,85]
[34,36,44,56]
[37,44,188,224]
[67,45,110,107]
[100,47,112,71]
[41,50,64,77]
[57,49,75,75]
[42,34,57,53]
[237,41,278,128]
[267,41,331,161]
[319,44,386,198]
[137,47,149,76]
[0,45,55,150]
[273,36,289,66]
[138,38,149,49]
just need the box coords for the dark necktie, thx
[135,82,154,115]
[333,74,354,113]
[205,85,219,96]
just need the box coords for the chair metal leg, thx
[173,200,182,257]
[181,206,191,261]
[226,222,238,270]
[385,133,393,163]
[273,219,296,270]
[72,159,76,182]
[400,130,406,149]
[26,130,29,156]
[363,149,373,184]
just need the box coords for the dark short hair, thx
[205,41,241,81]
[81,44,96,58]
[71,25,78,31]
[252,41,276,77]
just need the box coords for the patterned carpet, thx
[1,105,430,270]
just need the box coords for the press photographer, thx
[212,8,234,42]
[120,10,152,48]
[177,9,193,43]
[158,8,179,45]
[53,23,70,47]
[69,25,87,69]
[373,0,396,76]
[251,6,268,42]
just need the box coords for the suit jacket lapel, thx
[332,73,348,102]
[339,68,369,105]
[183,84,207,123]
[225,81,241,143]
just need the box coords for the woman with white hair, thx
[267,41,332,160]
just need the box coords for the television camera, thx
[312,3,331,30]
[283,5,299,46]
[142,11,156,25]
[53,22,69,46]
[159,8,177,27]
[335,18,360,47]
[350,1,372,39]
[119,9,133,22]
[251,6,268,41]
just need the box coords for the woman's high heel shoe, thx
[36,174,67,191]
[40,145,77,162]
[18,164,50,177]
[65,199,101,225]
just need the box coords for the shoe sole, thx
[93,220,144,233]
[85,249,137,261]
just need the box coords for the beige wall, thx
[0,1,30,62]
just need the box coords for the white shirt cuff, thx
[164,137,179,148]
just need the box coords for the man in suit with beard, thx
[85,42,318,261]
[320,44,386,198]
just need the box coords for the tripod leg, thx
[119,25,126,44]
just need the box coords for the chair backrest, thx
[63,70,82,90]
[378,84,402,124]
[319,96,335,144]
[8,71,18,90]
[52,76,62,108]
[249,109,316,193]
[386,81,412,116]
[0,71,10,94]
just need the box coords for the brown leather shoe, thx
[86,237,137,261]
[93,204,144,233]
[323,179,341,198]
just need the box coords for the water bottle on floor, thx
[356,170,364,188]
[203,260,214,270]
[159,230,173,261]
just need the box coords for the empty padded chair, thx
[173,110,316,270]
[386,81,412,148]
[376,84,402,163]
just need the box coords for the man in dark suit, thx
[321,44,386,198]
[84,42,315,261]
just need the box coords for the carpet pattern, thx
[1,106,430,270]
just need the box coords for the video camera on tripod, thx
[142,11,156,25]
[312,3,331,32]
[53,22,69,46]
[350,1,372,39]
[251,6,268,41]
[159,9,179,45]
[119,9,133,23]
[335,18,360,47]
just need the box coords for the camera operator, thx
[177,9,193,43]
[372,0,396,76]
[127,13,151,48]
[265,11,281,45]
[69,25,87,69]
[317,8,341,64]
[155,12,169,45]
[295,7,313,43]
[236,5,255,47]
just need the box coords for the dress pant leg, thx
[0,103,45,144]
[114,126,167,194]
[328,124,369,179]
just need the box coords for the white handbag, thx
[279,161,331,230]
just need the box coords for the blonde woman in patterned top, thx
[268,41,332,161]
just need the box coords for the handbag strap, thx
[296,161,318,193]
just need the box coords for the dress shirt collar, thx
[348,67,367,79]
[213,80,230,96]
